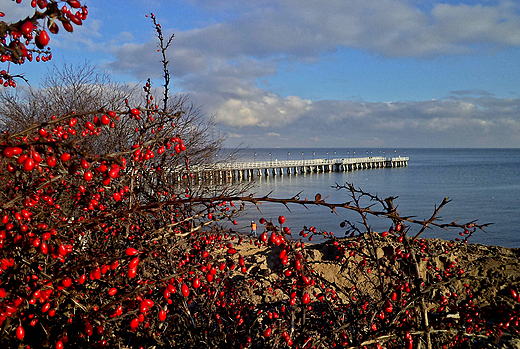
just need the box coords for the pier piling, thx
[170,156,409,183]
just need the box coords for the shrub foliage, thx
[1,5,519,349]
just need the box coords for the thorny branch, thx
[149,13,175,113]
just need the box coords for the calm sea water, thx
[223,148,520,248]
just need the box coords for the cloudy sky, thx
[4,0,520,148]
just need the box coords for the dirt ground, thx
[235,234,520,348]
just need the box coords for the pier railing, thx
[209,156,402,171]
[170,156,409,181]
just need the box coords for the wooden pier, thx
[179,156,408,182]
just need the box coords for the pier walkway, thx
[184,156,408,181]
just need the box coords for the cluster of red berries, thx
[1,0,88,87]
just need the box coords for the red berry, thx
[67,0,81,9]
[384,300,393,313]
[46,156,57,167]
[60,153,71,162]
[63,22,74,33]
[278,216,285,225]
[23,157,35,171]
[48,21,59,34]
[130,318,139,330]
[101,114,110,125]
[37,0,48,9]
[36,30,50,49]
[62,277,72,287]
[108,164,120,178]
[80,158,89,169]
[2,147,14,158]
[129,257,139,269]
[125,247,139,256]
[302,293,310,304]
[181,284,189,297]
[263,327,272,337]
[20,21,34,37]
[139,300,150,313]
[16,325,25,340]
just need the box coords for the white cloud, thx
[111,32,135,44]
[50,20,104,52]
[106,0,520,79]
[98,0,520,147]
[216,90,312,127]
[163,0,520,59]
[217,96,520,147]
[450,89,495,96]
[431,2,520,46]
[1,2,35,23]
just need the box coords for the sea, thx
[222,148,520,248]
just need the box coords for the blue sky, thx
[3,0,520,148]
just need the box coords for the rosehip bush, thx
[0,12,250,348]
[0,78,252,347]
[0,10,518,349]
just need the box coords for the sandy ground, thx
[234,234,520,348]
